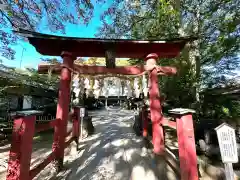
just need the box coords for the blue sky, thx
[1,2,239,78]
[1,2,110,69]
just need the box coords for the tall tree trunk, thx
[192,4,201,110]
[174,0,201,109]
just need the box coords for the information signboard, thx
[215,123,238,163]
[215,123,238,180]
[80,107,85,118]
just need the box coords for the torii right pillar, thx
[145,53,165,154]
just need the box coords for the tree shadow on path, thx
[57,110,173,180]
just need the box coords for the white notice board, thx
[215,123,238,163]
[80,107,85,117]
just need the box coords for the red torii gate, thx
[9,29,198,180]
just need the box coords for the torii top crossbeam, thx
[15,29,195,75]
[15,29,194,59]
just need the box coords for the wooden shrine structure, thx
[6,29,199,180]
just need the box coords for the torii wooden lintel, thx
[38,64,177,76]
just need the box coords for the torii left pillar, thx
[52,51,74,171]
[146,53,165,154]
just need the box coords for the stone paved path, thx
[62,109,177,180]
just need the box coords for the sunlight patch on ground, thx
[123,148,141,162]
[80,132,101,142]
[113,149,125,160]
[103,142,111,149]
[77,152,98,173]
[33,135,42,141]
[131,165,158,180]
[111,139,129,147]
[140,147,149,157]
[88,140,101,152]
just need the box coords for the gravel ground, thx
[0,109,178,180]
[59,109,177,180]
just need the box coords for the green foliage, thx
[97,0,240,119]
[0,64,58,117]
[0,64,58,96]
[222,107,230,116]
[0,0,107,60]
[97,0,180,39]
[98,0,240,76]
[201,93,240,119]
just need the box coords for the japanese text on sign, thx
[80,108,85,117]
[216,124,238,163]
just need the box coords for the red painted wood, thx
[38,64,177,76]
[17,29,187,58]
[157,66,177,75]
[176,114,198,180]
[147,113,151,119]
[145,53,159,61]
[35,119,59,133]
[72,107,80,139]
[29,152,55,179]
[148,59,165,155]
[142,106,148,137]
[7,116,36,180]
[68,112,74,119]
[52,51,74,169]
[162,119,177,129]
[35,40,182,58]
[38,64,144,75]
